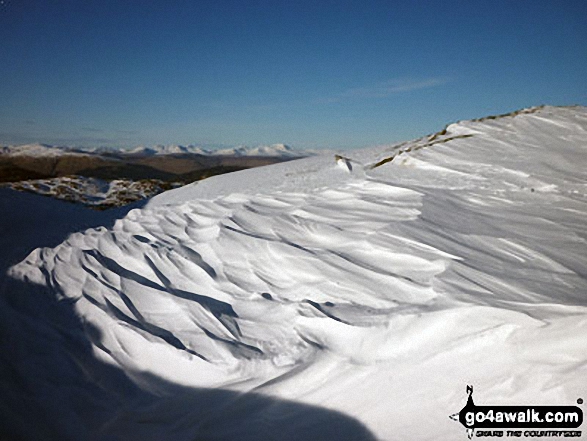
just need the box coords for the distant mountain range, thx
[0,143,309,158]
[0,142,311,201]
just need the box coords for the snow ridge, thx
[4,105,587,440]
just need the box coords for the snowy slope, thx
[3,106,587,440]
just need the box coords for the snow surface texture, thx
[2,106,587,440]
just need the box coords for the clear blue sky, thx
[1,0,586,150]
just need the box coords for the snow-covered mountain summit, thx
[215,143,302,157]
[124,143,306,157]
[2,105,587,440]
[0,142,88,157]
[1,142,309,158]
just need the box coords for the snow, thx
[134,143,308,157]
[1,105,586,440]
[0,143,88,157]
[214,143,304,157]
[8,176,181,208]
[125,144,211,156]
[1,142,310,158]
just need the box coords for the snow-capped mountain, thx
[125,144,210,156]
[1,106,586,440]
[1,142,309,158]
[124,143,307,157]
[214,143,303,157]
[0,143,88,157]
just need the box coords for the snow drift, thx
[1,106,586,440]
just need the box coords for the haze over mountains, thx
[1,105,586,440]
[0,142,307,182]
[0,142,306,158]
[0,143,308,207]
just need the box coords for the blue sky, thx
[0,0,586,150]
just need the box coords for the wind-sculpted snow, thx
[4,106,587,440]
[12,180,438,373]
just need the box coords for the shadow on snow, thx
[0,188,376,441]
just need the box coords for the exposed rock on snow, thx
[9,176,181,209]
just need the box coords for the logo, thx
[450,386,583,439]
